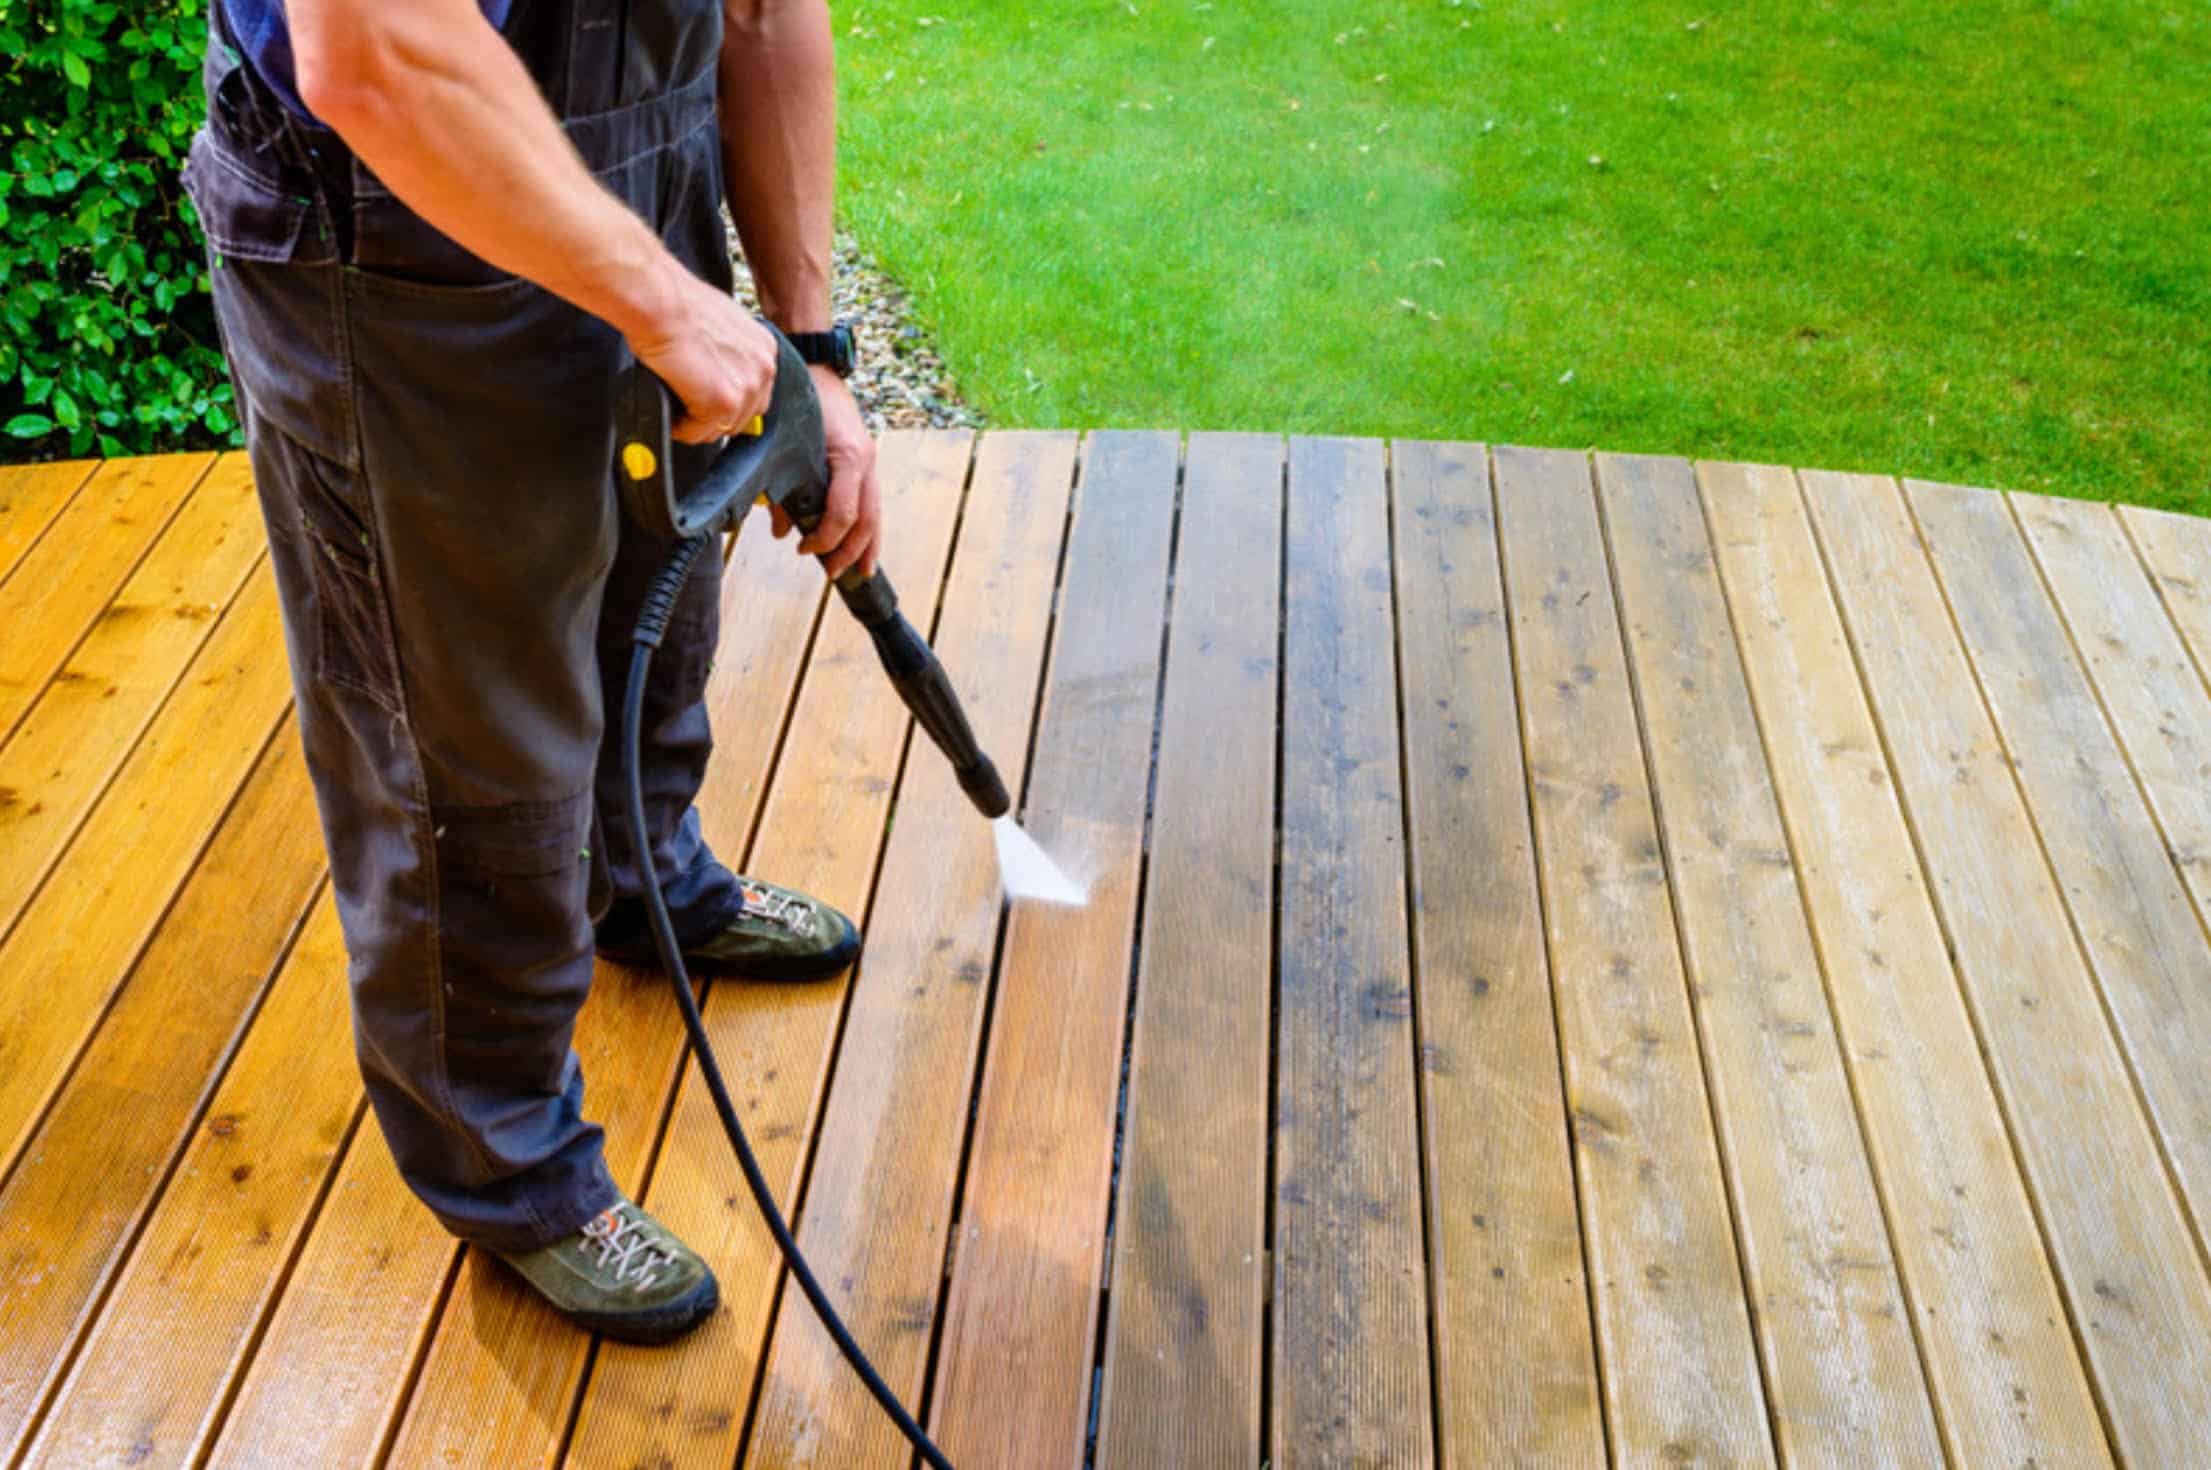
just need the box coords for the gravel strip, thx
[726,226,982,433]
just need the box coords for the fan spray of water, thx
[993,816,1086,905]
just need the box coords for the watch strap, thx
[785,326,856,377]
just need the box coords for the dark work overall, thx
[184,0,747,1250]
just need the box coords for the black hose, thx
[624,534,958,1470]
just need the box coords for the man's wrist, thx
[768,308,834,335]
[590,221,692,343]
[759,274,833,335]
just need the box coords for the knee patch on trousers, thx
[435,791,595,880]
[431,789,599,1057]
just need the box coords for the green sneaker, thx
[495,1196,719,1344]
[602,875,861,982]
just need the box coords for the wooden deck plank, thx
[2015,491,2211,981]
[1596,454,1940,1463]
[374,510,830,1470]
[561,429,972,1469]
[201,1121,452,1470]
[21,893,354,1470]
[1271,435,1434,1467]
[1696,462,2109,1467]
[1094,433,1282,1470]
[1387,439,1601,1466]
[15,444,2211,1467]
[1912,481,2211,1260]
[209,504,823,1470]
[2113,501,2211,689]
[0,733,322,1460]
[2117,504,2211,692]
[0,566,294,1180]
[0,453,209,744]
[1804,469,2211,1464]
[0,460,97,587]
[0,453,264,939]
[1492,444,1772,1466]
[744,431,1077,1470]
[928,431,1178,1468]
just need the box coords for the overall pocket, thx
[191,123,360,473]
[259,422,406,713]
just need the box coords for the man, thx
[183,0,876,1344]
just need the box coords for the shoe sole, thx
[570,1268,721,1345]
[599,926,862,984]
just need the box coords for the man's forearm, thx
[718,0,837,332]
[292,0,687,339]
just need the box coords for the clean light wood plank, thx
[2016,492,2211,958]
[1272,435,1434,1467]
[0,459,96,587]
[211,502,823,1470]
[929,431,1177,1468]
[1598,453,1939,1463]
[562,429,972,1469]
[22,892,355,1470]
[0,732,322,1460]
[1493,444,1772,1466]
[201,1120,452,1470]
[745,431,1077,1470]
[1914,480,2211,1258]
[1094,433,1281,1470]
[1805,468,2211,1464]
[1698,461,2109,1467]
[1387,439,1601,1466]
[376,508,831,1470]
[0,565,294,1179]
[0,453,263,936]
[0,453,209,742]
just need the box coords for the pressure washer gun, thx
[609,326,993,1470]
[615,326,1010,820]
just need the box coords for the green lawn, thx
[832,0,2208,510]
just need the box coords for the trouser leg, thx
[198,66,739,1253]
[215,253,628,1252]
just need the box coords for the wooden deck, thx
[3,437,2211,1468]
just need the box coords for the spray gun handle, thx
[614,327,828,543]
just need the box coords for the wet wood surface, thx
[6,441,2208,1467]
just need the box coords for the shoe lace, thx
[579,1205,675,1290]
[738,882,813,933]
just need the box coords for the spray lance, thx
[613,326,992,1470]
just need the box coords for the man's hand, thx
[623,270,781,445]
[771,365,880,580]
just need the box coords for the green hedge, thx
[3,0,237,462]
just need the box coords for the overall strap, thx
[564,0,630,117]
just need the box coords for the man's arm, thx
[290,0,775,444]
[719,0,882,579]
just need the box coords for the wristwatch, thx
[785,324,857,379]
